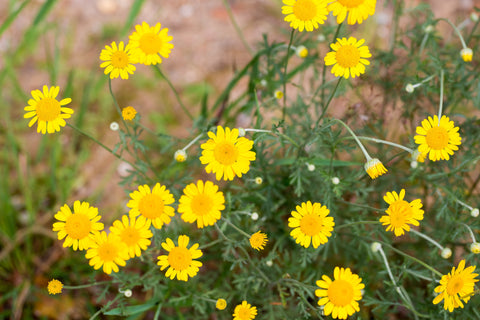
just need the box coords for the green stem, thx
[282,30,295,122]
[437,69,444,125]
[320,23,342,115]
[438,18,468,48]
[356,136,414,153]
[63,281,111,290]
[410,229,444,250]
[317,77,342,124]
[329,119,372,161]
[223,219,251,238]
[238,245,270,283]
[152,65,193,121]
[221,0,253,55]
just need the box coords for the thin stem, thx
[152,65,193,121]
[89,294,122,320]
[223,219,251,238]
[63,281,111,290]
[238,245,271,283]
[410,229,444,250]
[438,18,467,48]
[220,0,253,55]
[321,23,343,109]
[108,78,132,136]
[282,29,295,122]
[317,77,342,123]
[460,223,477,242]
[437,69,444,125]
[330,119,372,160]
[357,136,414,153]
[244,128,271,133]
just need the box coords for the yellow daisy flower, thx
[216,298,227,310]
[379,189,424,237]
[99,41,137,79]
[47,279,63,295]
[122,106,137,121]
[157,235,203,281]
[328,0,377,25]
[315,266,365,319]
[178,180,225,228]
[24,85,73,134]
[324,37,371,79]
[249,231,268,251]
[233,300,257,320]
[200,126,256,181]
[127,183,175,229]
[52,201,104,251]
[109,215,153,258]
[128,22,174,65]
[460,48,473,62]
[433,259,478,312]
[364,158,387,179]
[414,115,462,161]
[85,231,130,274]
[288,201,335,248]
[281,0,329,32]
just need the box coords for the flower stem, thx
[438,18,468,48]
[356,136,414,153]
[182,133,204,151]
[223,219,251,238]
[317,77,342,123]
[330,119,372,161]
[410,229,444,250]
[63,281,111,290]
[437,69,444,125]
[220,0,253,55]
[282,29,295,122]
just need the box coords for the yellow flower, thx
[281,0,328,32]
[324,37,371,79]
[288,201,335,248]
[174,149,187,162]
[85,231,130,274]
[52,201,104,251]
[379,189,424,237]
[295,45,309,58]
[109,215,153,258]
[216,298,227,310]
[200,126,256,181]
[127,183,175,229]
[178,180,225,228]
[364,158,387,179]
[249,231,268,251]
[24,85,73,134]
[99,41,137,79]
[47,279,63,295]
[128,22,174,65]
[433,259,479,312]
[328,0,377,25]
[274,90,284,99]
[414,115,462,161]
[122,106,137,121]
[157,235,203,281]
[233,300,257,320]
[460,48,473,62]
[315,267,365,319]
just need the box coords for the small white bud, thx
[260,79,268,87]
[424,25,434,34]
[371,242,382,253]
[306,163,315,171]
[251,212,259,221]
[317,34,326,42]
[470,242,480,254]
[124,289,132,297]
[295,45,308,58]
[238,128,246,137]
[255,177,263,185]
[266,260,273,267]
[110,122,119,131]
[405,84,415,93]
[441,247,452,259]
[471,12,479,22]
[174,149,187,162]
[410,161,418,169]
[471,208,479,218]
[331,177,340,185]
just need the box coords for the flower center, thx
[337,0,365,8]
[98,242,118,262]
[327,279,354,307]
[388,200,412,228]
[36,97,61,122]
[335,44,361,68]
[191,194,213,216]
[213,141,239,165]
[120,227,141,246]
[250,234,264,247]
[300,213,323,236]
[111,50,130,68]
[446,275,464,295]
[425,126,449,150]
[139,32,162,55]
[139,194,164,219]
[64,214,91,239]
[237,307,251,319]
[168,246,192,271]
[293,0,317,21]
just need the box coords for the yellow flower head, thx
[233,300,257,320]
[460,48,473,62]
[24,85,73,134]
[178,180,225,228]
[325,37,371,79]
[288,201,335,248]
[157,235,203,281]
[249,231,268,251]
[414,115,462,161]
[295,45,309,58]
[364,158,387,179]
[315,266,365,319]
[128,22,174,65]
[127,183,175,229]
[85,231,130,274]
[200,126,256,181]
[47,279,63,295]
[274,90,284,99]
[100,41,138,79]
[433,259,479,312]
[282,0,328,32]
[52,201,104,251]
[379,189,424,237]
[216,298,227,310]
[174,149,187,162]
[328,0,377,25]
[122,106,137,121]
[109,215,153,258]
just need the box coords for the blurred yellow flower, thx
[328,0,376,25]
[216,298,227,310]
[282,0,328,32]
[233,300,257,320]
[47,279,63,295]
[122,106,137,121]
[129,22,174,65]
[85,231,130,274]
[249,231,268,251]
[364,158,387,179]
[109,215,153,258]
